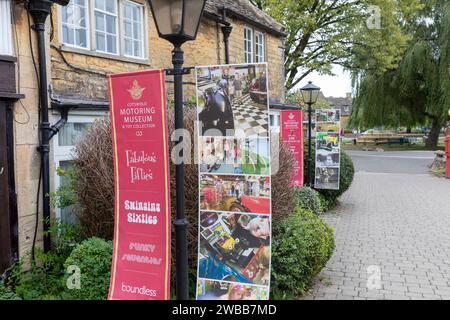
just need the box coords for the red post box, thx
[446,128,450,179]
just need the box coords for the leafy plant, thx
[271,207,335,299]
[0,281,21,300]
[63,238,112,300]
[293,187,322,215]
[5,220,82,300]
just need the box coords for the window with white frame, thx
[61,0,89,48]
[255,31,265,62]
[123,1,144,58]
[244,27,267,64]
[244,27,253,63]
[0,0,13,56]
[60,0,146,59]
[53,112,107,224]
[94,0,118,54]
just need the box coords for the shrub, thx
[271,207,335,299]
[5,220,81,300]
[304,146,355,210]
[0,281,21,300]
[293,187,322,215]
[73,118,115,239]
[63,238,112,300]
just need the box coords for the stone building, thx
[0,0,286,271]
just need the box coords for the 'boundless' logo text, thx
[121,282,157,297]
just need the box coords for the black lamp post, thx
[148,0,206,300]
[300,81,321,187]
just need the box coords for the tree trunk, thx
[425,118,441,150]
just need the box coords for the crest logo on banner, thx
[107,70,171,300]
[314,109,341,190]
[195,63,272,300]
[128,80,146,100]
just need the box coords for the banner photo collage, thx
[315,109,341,190]
[195,63,272,300]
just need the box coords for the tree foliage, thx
[350,0,450,149]
[253,0,417,91]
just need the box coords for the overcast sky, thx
[295,65,353,98]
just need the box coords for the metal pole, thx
[308,102,313,187]
[172,45,189,300]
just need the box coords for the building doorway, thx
[0,100,18,274]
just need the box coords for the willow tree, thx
[351,0,450,149]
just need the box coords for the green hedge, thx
[271,207,335,299]
[63,237,112,300]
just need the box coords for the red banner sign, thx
[107,70,171,300]
[280,110,304,187]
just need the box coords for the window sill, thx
[58,45,151,66]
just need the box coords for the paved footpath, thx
[303,151,450,300]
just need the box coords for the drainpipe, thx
[28,0,69,253]
[220,7,233,64]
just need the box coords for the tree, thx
[253,0,417,91]
[350,0,450,149]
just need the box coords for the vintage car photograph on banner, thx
[199,174,271,215]
[196,63,272,300]
[196,64,269,137]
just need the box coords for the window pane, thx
[58,123,91,146]
[63,25,72,44]
[124,4,132,19]
[133,22,140,38]
[107,35,117,53]
[95,0,105,10]
[96,33,106,51]
[105,0,116,13]
[124,38,132,55]
[75,28,87,47]
[124,21,132,37]
[75,0,86,6]
[95,12,105,31]
[134,40,141,57]
[106,15,116,34]
[133,6,140,20]
[58,160,78,225]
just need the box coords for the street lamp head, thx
[300,81,321,105]
[148,0,207,46]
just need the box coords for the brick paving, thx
[303,171,450,300]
